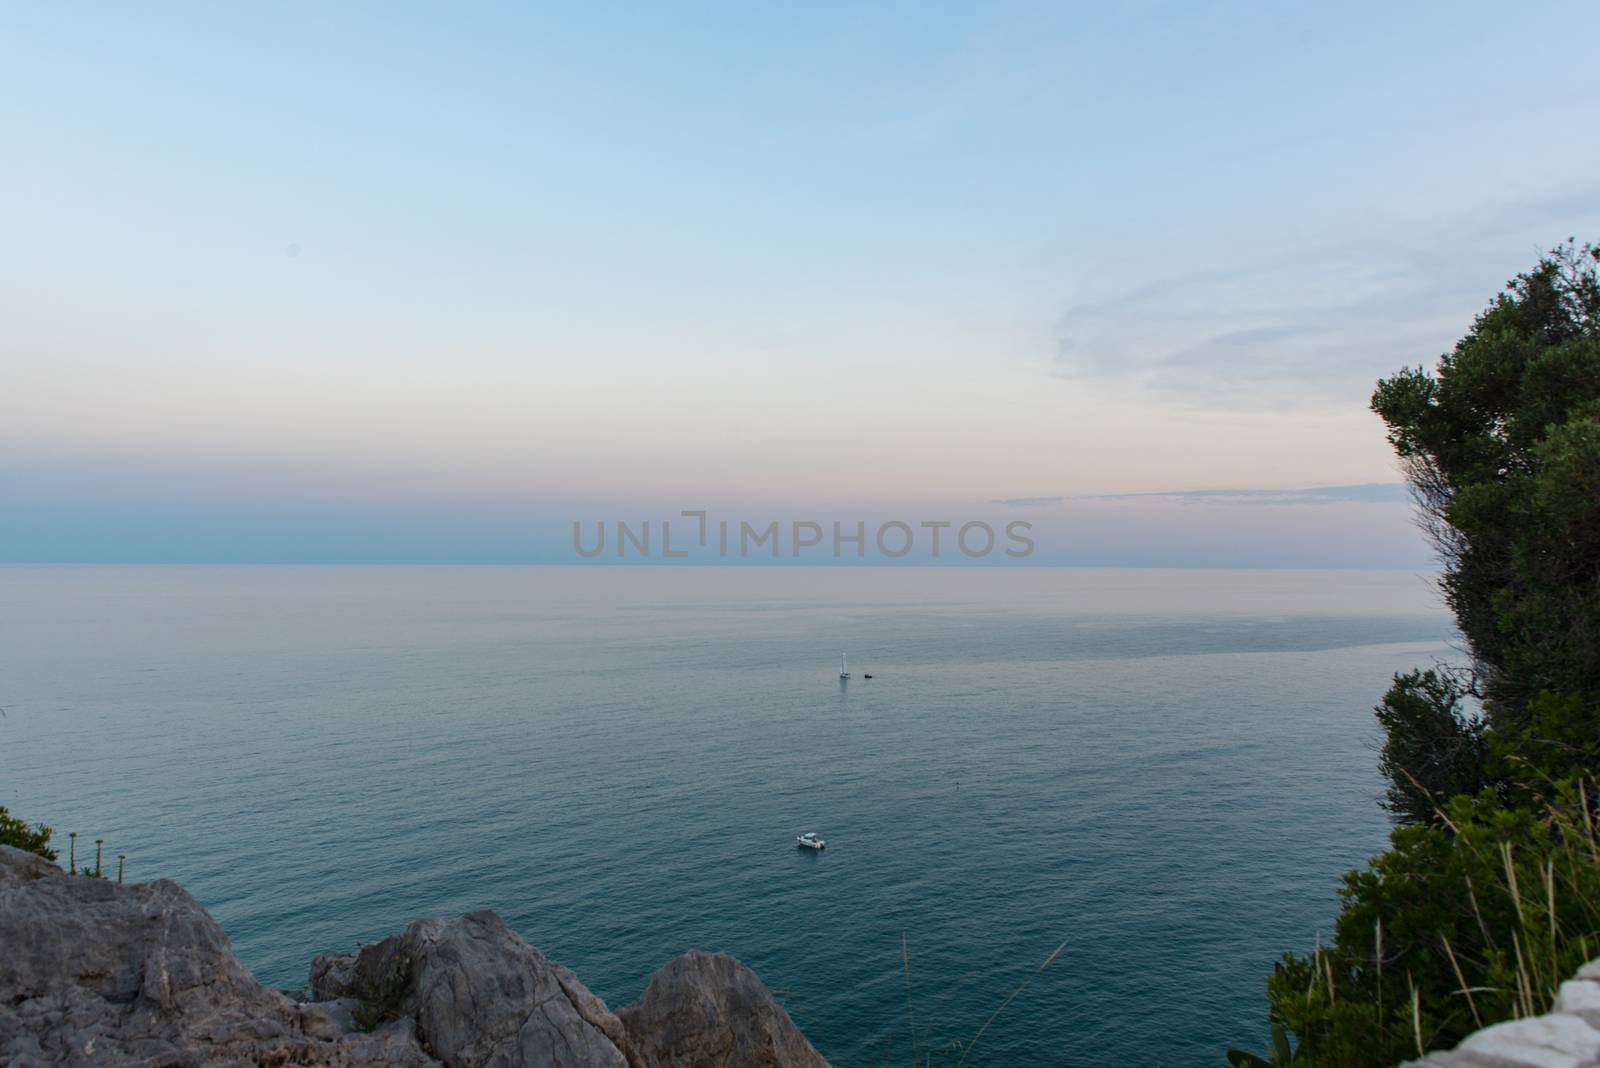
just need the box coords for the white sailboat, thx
[838,651,850,679]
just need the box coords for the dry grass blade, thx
[1376,916,1384,1025]
[902,931,918,1066]
[1582,779,1595,856]
[1546,857,1559,998]
[1510,930,1534,1019]
[1465,876,1494,949]
[1440,935,1482,1028]
[1502,842,1524,932]
[1411,976,1424,1058]
[953,940,1066,1068]
[1397,765,1462,835]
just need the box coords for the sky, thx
[4,2,1598,565]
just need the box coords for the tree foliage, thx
[1371,240,1600,788]
[1373,670,1487,826]
[1238,241,1600,1065]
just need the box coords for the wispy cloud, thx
[990,495,1067,507]
[1052,191,1600,411]
[993,483,1410,507]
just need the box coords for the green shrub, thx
[0,805,58,861]
[1374,671,1489,827]
[1259,782,1600,1066]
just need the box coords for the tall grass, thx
[1247,778,1600,1065]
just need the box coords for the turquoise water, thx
[0,566,1452,1065]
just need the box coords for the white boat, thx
[838,652,850,680]
[796,832,826,850]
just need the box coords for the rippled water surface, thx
[0,566,1453,1065]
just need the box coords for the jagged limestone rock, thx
[1,844,828,1067]
[322,912,635,1068]
[0,844,437,1066]
[617,951,827,1068]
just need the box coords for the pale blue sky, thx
[3,3,1597,563]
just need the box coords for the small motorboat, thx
[863,673,873,679]
[796,832,826,850]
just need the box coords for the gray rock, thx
[320,997,365,1036]
[2,843,828,1068]
[332,911,636,1068]
[310,951,358,1003]
[300,998,364,1040]
[617,951,829,1068]
[0,844,436,1066]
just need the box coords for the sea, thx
[0,565,1454,1065]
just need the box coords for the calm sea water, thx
[0,566,1452,1065]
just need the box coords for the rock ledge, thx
[0,845,827,1067]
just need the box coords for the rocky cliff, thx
[0,845,828,1067]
